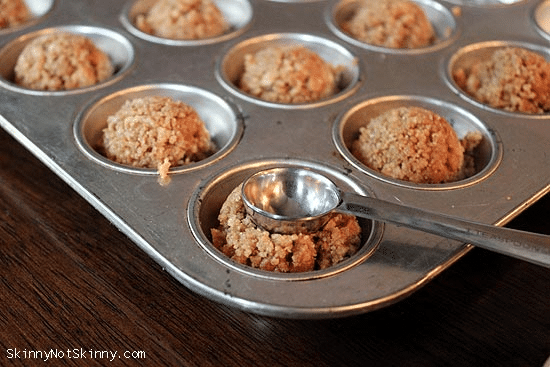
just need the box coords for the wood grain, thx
[0,129,548,367]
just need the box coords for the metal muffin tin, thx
[0,0,549,319]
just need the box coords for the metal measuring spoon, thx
[242,167,550,267]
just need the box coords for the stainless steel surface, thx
[242,167,550,266]
[0,0,549,318]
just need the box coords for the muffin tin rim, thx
[332,94,504,190]
[187,157,385,282]
[326,0,461,55]
[215,31,363,109]
[0,24,136,96]
[444,39,551,117]
[119,0,254,47]
[73,82,245,176]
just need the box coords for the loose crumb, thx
[452,6,462,17]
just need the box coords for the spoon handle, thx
[339,192,550,268]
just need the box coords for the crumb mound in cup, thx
[352,106,482,184]
[211,184,362,273]
[14,32,114,91]
[453,47,550,114]
[239,45,345,104]
[102,96,214,185]
[341,0,435,49]
[0,0,30,29]
[136,0,229,40]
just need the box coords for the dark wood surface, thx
[0,128,549,367]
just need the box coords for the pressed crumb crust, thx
[453,47,550,114]
[211,184,362,273]
[239,45,344,104]
[102,96,214,184]
[0,0,30,29]
[136,0,229,40]
[352,107,482,184]
[14,32,114,91]
[341,0,435,49]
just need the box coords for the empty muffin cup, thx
[74,83,243,176]
[327,0,457,53]
[333,95,502,189]
[187,159,384,281]
[216,33,361,108]
[0,25,134,95]
[120,0,253,45]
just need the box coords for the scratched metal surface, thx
[0,0,548,318]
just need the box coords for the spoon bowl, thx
[242,167,340,234]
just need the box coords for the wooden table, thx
[1,128,549,367]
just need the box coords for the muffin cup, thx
[120,0,253,46]
[187,159,384,281]
[327,0,458,54]
[74,83,244,175]
[215,32,361,109]
[0,25,134,95]
[446,41,550,116]
[332,95,502,190]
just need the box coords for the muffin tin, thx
[0,0,548,319]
